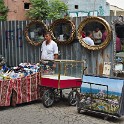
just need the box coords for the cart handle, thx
[83,67,87,74]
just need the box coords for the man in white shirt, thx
[83,31,94,46]
[93,28,102,45]
[41,32,58,60]
[41,32,58,70]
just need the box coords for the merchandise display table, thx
[0,72,40,106]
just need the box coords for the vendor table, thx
[0,72,41,106]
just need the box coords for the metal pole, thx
[58,61,61,89]
[93,0,96,16]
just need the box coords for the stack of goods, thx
[0,55,6,66]
[0,63,40,80]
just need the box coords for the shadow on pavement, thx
[78,110,124,123]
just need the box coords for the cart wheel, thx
[10,90,17,107]
[77,108,81,114]
[68,90,80,106]
[42,89,55,108]
[104,115,109,120]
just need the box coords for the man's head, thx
[86,31,92,38]
[95,28,99,32]
[44,32,52,43]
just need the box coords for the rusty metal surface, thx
[0,17,117,76]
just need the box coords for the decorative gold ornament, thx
[50,18,75,45]
[24,20,48,46]
[77,16,112,50]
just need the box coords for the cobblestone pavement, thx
[0,100,124,124]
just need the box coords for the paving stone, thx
[0,101,123,124]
